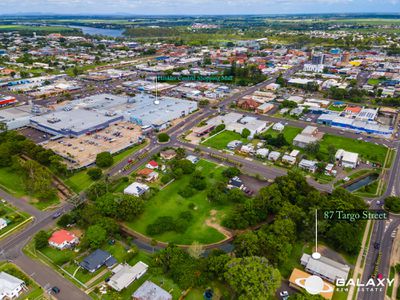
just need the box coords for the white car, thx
[280,291,289,297]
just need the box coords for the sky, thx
[0,0,399,15]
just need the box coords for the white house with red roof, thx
[48,229,79,250]
[146,160,159,170]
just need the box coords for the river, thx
[69,25,124,38]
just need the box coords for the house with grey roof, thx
[132,280,172,300]
[0,271,25,299]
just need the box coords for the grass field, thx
[126,159,230,244]
[367,78,382,85]
[202,130,247,150]
[328,104,346,112]
[0,25,78,33]
[263,125,303,143]
[319,134,388,165]
[0,167,60,210]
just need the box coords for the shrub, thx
[87,167,102,180]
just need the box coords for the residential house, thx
[0,271,25,299]
[146,161,159,170]
[237,99,260,111]
[132,281,172,300]
[80,249,117,273]
[186,155,199,164]
[48,229,79,250]
[281,154,296,165]
[107,262,148,292]
[272,123,284,132]
[160,149,176,160]
[0,218,7,230]
[124,182,150,197]
[227,140,243,150]
[256,148,269,158]
[298,159,318,173]
[268,151,281,161]
[137,168,159,182]
[256,103,274,114]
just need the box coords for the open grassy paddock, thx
[202,130,247,150]
[126,159,231,245]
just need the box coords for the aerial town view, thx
[0,1,400,300]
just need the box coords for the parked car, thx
[52,212,62,219]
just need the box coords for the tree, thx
[84,225,107,249]
[233,232,260,257]
[87,167,102,180]
[384,196,400,213]
[96,152,113,168]
[34,230,49,250]
[225,256,281,300]
[158,133,170,143]
[241,128,251,139]
[222,167,241,178]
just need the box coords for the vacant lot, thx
[319,134,388,165]
[202,130,247,150]
[263,125,302,143]
[126,159,231,244]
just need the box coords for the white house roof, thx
[301,253,350,282]
[0,272,24,296]
[123,182,149,196]
[108,262,148,291]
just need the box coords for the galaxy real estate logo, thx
[296,273,394,295]
[336,274,395,293]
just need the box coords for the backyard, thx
[126,159,232,245]
[263,125,303,143]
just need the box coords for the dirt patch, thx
[205,210,233,239]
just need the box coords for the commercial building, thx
[30,109,123,137]
[317,113,393,136]
[301,253,350,283]
[335,149,359,169]
[0,105,32,130]
[108,262,148,292]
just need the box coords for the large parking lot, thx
[43,122,142,169]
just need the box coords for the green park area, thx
[202,130,247,150]
[0,262,44,299]
[327,104,346,112]
[126,159,230,245]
